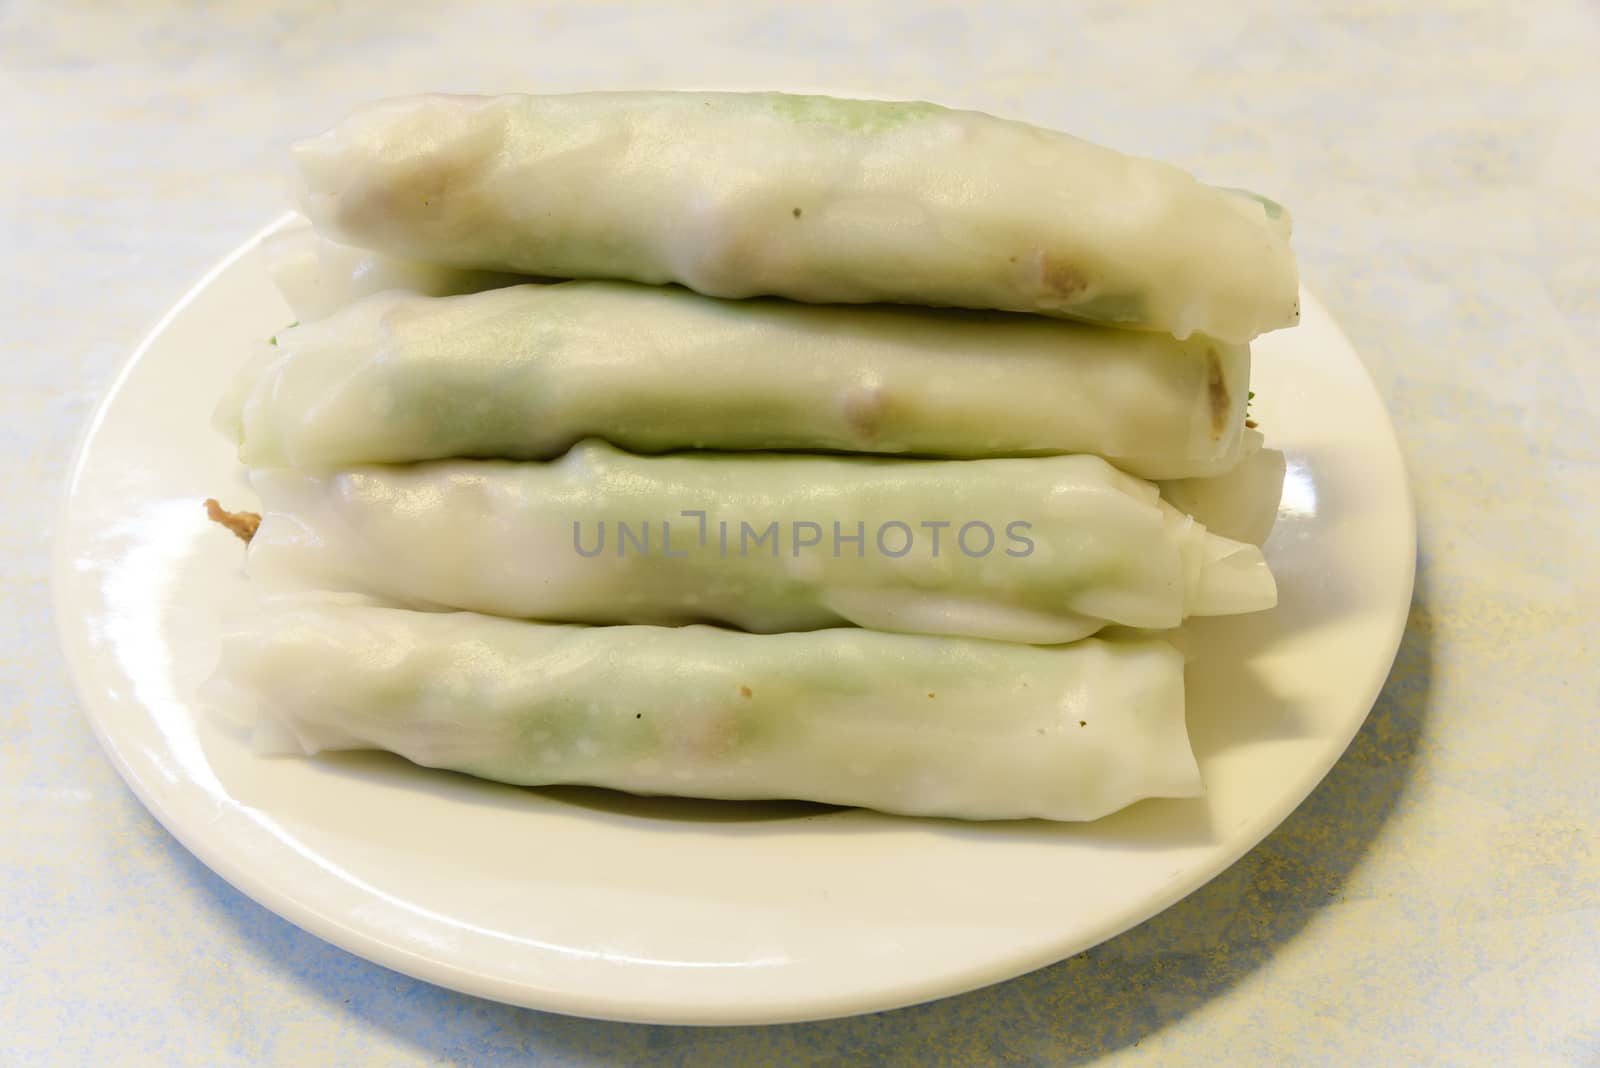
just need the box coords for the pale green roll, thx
[246,441,1276,644]
[208,603,1200,821]
[222,283,1252,480]
[292,91,1299,343]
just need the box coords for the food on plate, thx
[200,86,1301,823]
[1159,430,1287,547]
[221,282,1252,479]
[208,602,1200,821]
[203,499,260,544]
[243,439,1277,644]
[260,220,524,322]
[291,91,1298,343]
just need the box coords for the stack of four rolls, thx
[209,92,1297,821]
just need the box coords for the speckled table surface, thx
[4,2,1597,1064]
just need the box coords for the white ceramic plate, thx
[54,217,1414,1025]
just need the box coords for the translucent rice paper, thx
[222,283,1252,480]
[1160,430,1288,547]
[292,92,1300,343]
[245,440,1277,644]
[208,603,1200,821]
[259,220,522,322]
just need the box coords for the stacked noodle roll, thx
[208,92,1296,822]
